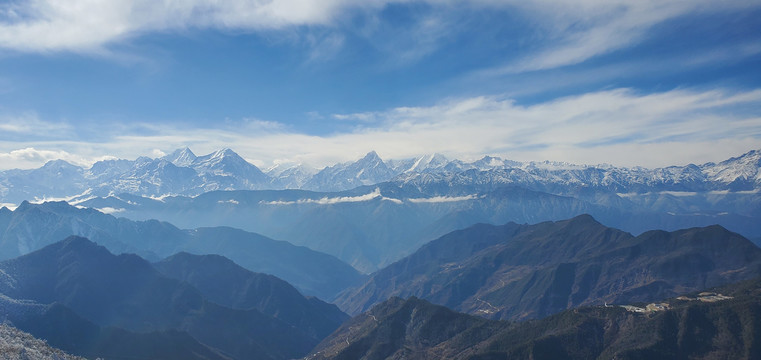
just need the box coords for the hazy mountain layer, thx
[0,201,363,300]
[77,185,761,273]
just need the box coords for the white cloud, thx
[260,190,481,205]
[0,203,17,210]
[0,147,99,168]
[473,0,760,72]
[261,188,384,205]
[0,112,71,137]
[1,87,759,170]
[96,207,125,214]
[2,0,757,74]
[407,194,481,203]
[0,0,393,53]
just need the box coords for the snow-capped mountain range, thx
[0,147,759,205]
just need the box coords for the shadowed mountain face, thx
[337,215,761,320]
[0,237,340,360]
[0,201,363,300]
[154,252,349,340]
[4,303,228,360]
[309,278,761,360]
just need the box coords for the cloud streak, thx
[260,188,387,205]
[0,0,390,53]
[2,0,757,75]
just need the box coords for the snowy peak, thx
[356,151,384,167]
[266,163,318,189]
[303,151,396,191]
[40,159,78,170]
[189,148,269,189]
[702,149,761,187]
[193,148,254,174]
[470,155,519,170]
[405,153,450,173]
[162,147,197,167]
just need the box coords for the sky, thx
[0,0,760,170]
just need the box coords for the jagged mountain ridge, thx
[307,278,761,360]
[1,147,759,204]
[335,215,761,320]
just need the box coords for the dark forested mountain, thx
[154,252,349,340]
[336,215,761,320]
[308,278,761,360]
[0,237,343,360]
[0,201,362,300]
[3,301,228,360]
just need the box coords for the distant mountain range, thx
[308,278,761,360]
[0,237,347,360]
[336,215,761,320]
[1,148,759,273]
[0,201,363,300]
[1,147,759,204]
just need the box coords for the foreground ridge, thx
[307,278,761,360]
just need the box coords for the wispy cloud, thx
[482,0,759,73]
[259,189,480,205]
[0,147,111,169]
[3,0,757,74]
[0,112,71,138]
[261,188,387,205]
[407,194,481,203]
[0,0,387,53]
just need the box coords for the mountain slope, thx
[154,252,349,339]
[309,278,761,360]
[0,237,320,360]
[0,323,86,360]
[336,215,761,320]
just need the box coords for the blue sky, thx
[0,0,760,169]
